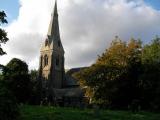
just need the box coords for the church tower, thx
[39,0,65,92]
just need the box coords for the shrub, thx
[0,81,19,120]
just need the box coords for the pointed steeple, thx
[47,0,60,40]
[54,0,58,16]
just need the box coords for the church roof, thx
[52,88,84,99]
[65,67,87,87]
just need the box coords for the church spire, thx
[47,0,60,39]
[54,0,58,16]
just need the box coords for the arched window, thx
[45,39,49,46]
[44,55,48,66]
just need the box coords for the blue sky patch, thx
[0,0,160,24]
[144,0,160,10]
[0,0,20,23]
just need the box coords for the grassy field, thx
[20,105,160,120]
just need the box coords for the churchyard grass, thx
[20,105,160,120]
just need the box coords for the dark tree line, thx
[2,58,41,104]
[2,58,32,103]
[0,11,19,120]
[0,57,41,120]
[0,11,40,120]
[74,36,160,111]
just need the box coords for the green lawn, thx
[20,105,160,120]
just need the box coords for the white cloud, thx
[0,0,160,70]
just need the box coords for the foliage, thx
[0,11,8,56]
[29,69,42,105]
[3,58,32,103]
[0,81,19,120]
[0,11,20,120]
[140,36,160,110]
[30,70,38,82]
[74,37,143,109]
[20,105,160,120]
[74,36,160,111]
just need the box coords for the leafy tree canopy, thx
[0,11,8,56]
[140,36,160,110]
[3,58,32,103]
[74,37,142,108]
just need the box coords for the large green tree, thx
[140,36,160,110]
[74,37,142,109]
[0,11,20,120]
[0,11,8,56]
[3,58,32,103]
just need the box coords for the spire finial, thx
[54,0,58,15]
[47,0,60,39]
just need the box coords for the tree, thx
[0,11,8,56]
[74,37,142,109]
[0,11,20,120]
[30,69,38,82]
[29,69,42,104]
[3,58,32,103]
[140,36,160,110]
[0,81,19,120]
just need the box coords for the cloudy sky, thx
[0,0,160,70]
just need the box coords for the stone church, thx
[39,1,85,106]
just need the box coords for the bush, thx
[3,58,32,103]
[0,81,19,120]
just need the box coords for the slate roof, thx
[65,67,87,87]
[51,87,84,99]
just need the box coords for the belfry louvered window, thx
[44,55,48,66]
